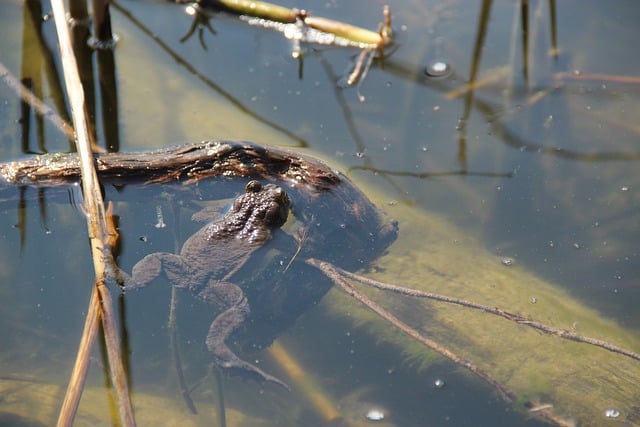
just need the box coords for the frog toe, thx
[218,358,289,391]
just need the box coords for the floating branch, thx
[193,0,392,48]
[182,0,393,84]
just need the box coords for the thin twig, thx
[50,0,135,425]
[307,258,579,427]
[306,258,517,402]
[322,260,640,362]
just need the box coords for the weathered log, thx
[0,140,398,270]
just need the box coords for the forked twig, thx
[316,259,640,362]
[307,258,581,427]
[305,258,517,401]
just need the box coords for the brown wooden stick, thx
[50,0,135,425]
[321,260,640,362]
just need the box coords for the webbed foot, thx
[215,354,290,391]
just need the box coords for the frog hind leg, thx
[198,281,290,391]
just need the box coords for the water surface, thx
[1,0,639,426]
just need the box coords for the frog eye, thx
[245,180,262,193]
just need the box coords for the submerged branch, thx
[312,259,640,362]
[307,258,581,427]
[306,259,517,401]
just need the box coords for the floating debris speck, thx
[604,408,620,418]
[501,257,514,266]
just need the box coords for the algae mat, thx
[321,200,640,426]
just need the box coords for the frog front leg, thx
[119,252,191,290]
[197,281,289,390]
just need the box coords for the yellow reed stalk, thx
[268,342,342,423]
[215,0,298,23]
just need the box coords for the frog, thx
[115,180,291,389]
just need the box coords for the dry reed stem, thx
[206,0,391,48]
[49,0,135,425]
[267,342,342,423]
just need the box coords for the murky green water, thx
[1,0,639,426]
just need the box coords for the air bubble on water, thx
[365,408,385,422]
[425,61,452,78]
[501,257,514,266]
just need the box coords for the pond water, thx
[1,0,639,426]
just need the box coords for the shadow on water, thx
[1,0,640,426]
